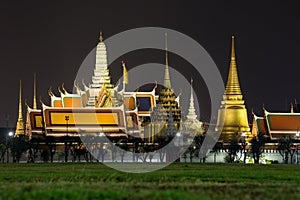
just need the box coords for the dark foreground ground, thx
[0,163,299,200]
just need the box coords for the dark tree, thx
[116,139,129,163]
[278,136,295,164]
[28,138,40,162]
[11,136,28,163]
[45,136,56,163]
[251,132,266,164]
[211,141,223,163]
[225,138,241,163]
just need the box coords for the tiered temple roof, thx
[253,109,300,140]
[24,32,182,142]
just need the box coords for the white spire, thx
[87,32,115,107]
[186,78,197,120]
[91,31,109,87]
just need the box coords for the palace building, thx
[14,32,204,162]
[252,106,300,140]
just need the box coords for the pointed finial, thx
[25,99,28,107]
[99,31,103,42]
[153,80,158,90]
[33,73,37,109]
[18,80,23,120]
[291,102,294,113]
[15,80,25,136]
[39,96,44,105]
[48,86,54,97]
[178,88,182,97]
[186,77,197,120]
[190,78,194,99]
[165,32,169,67]
[164,32,171,89]
[224,35,241,95]
[231,35,236,60]
[165,32,168,51]
[61,83,67,94]
[74,80,78,90]
[58,86,63,94]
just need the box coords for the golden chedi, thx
[215,36,251,142]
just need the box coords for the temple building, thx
[87,32,117,107]
[252,107,300,140]
[22,32,185,156]
[181,79,203,137]
[215,36,251,143]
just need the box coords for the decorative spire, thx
[186,78,197,120]
[15,80,25,136]
[224,35,242,95]
[33,73,37,109]
[18,80,23,121]
[122,61,128,92]
[175,89,182,107]
[99,31,103,43]
[164,33,171,89]
[291,102,294,113]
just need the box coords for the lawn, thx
[0,163,299,200]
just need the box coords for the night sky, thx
[1,1,300,127]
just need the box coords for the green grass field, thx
[0,163,300,200]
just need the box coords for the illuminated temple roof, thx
[24,32,184,140]
[252,108,300,140]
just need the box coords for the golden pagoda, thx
[158,33,181,127]
[145,33,181,142]
[15,80,25,137]
[215,36,251,142]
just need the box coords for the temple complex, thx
[16,32,300,163]
[17,32,204,163]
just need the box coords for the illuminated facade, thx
[215,36,251,143]
[22,32,183,147]
[252,107,300,140]
[15,33,300,163]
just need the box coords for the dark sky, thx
[1,0,300,127]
